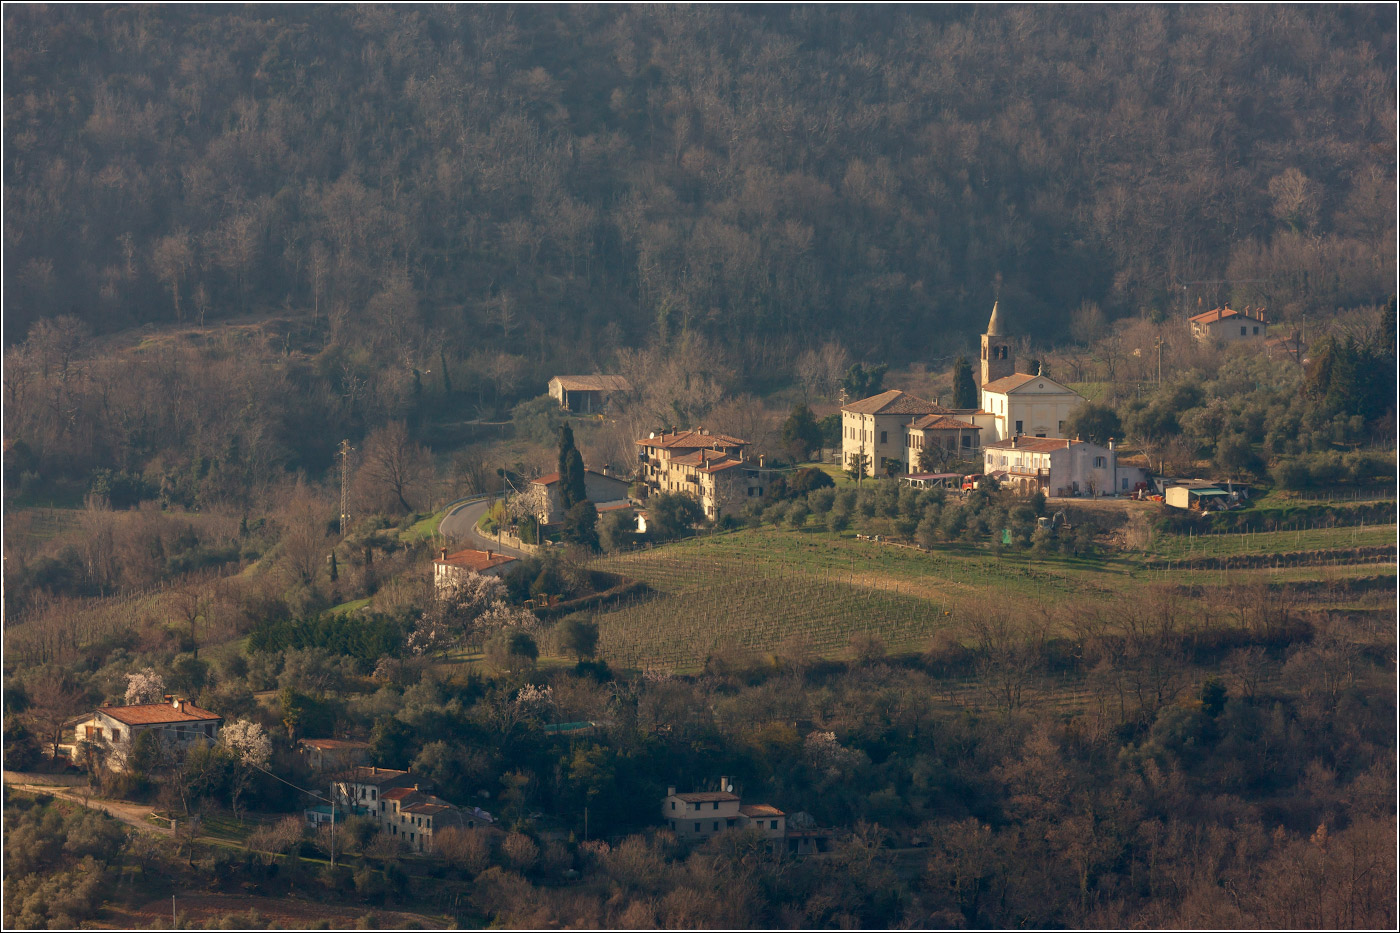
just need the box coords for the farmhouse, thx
[1189,305,1269,344]
[548,374,631,412]
[69,696,222,770]
[662,776,828,854]
[525,468,632,525]
[984,436,1129,497]
[433,547,516,595]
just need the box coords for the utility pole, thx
[1155,336,1163,386]
[338,439,354,537]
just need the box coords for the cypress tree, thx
[952,356,978,409]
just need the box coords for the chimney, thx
[719,775,729,793]
[758,454,765,468]
[487,549,494,560]
[1108,438,1115,450]
[439,547,447,561]
[667,786,676,797]
[371,766,377,775]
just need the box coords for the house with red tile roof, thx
[1190,305,1269,344]
[432,547,517,595]
[69,696,222,770]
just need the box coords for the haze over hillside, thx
[4,4,1395,359]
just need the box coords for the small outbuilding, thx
[548,375,632,413]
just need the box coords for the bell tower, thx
[980,301,1014,386]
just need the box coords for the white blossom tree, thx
[125,668,166,705]
[219,719,271,821]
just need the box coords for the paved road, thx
[438,497,527,557]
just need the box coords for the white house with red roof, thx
[69,696,222,770]
[979,371,1086,443]
[432,547,517,595]
[1190,305,1268,344]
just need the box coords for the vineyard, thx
[584,526,1398,671]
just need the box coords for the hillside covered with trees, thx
[5,4,1395,362]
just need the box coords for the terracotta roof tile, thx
[907,414,980,431]
[673,791,740,803]
[842,390,943,415]
[739,803,786,818]
[1189,306,1268,325]
[635,429,748,450]
[980,373,1038,394]
[984,437,1076,453]
[99,701,222,725]
[529,469,624,486]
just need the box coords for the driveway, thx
[438,497,527,558]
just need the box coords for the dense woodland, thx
[5,4,1395,351]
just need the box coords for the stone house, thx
[298,738,371,772]
[525,468,632,525]
[548,375,631,412]
[69,696,222,770]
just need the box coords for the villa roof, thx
[636,429,748,450]
[672,791,740,803]
[907,414,980,431]
[739,803,786,818]
[984,436,1077,453]
[842,389,944,416]
[1189,305,1268,325]
[98,700,222,726]
[337,766,413,786]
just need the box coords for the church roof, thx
[986,301,1006,337]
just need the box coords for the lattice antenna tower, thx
[339,439,354,537]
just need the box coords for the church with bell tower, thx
[976,300,1086,442]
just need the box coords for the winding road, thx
[437,497,527,557]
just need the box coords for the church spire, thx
[986,300,1005,337]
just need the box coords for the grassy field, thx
[584,524,1396,671]
[1148,524,1396,559]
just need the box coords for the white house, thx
[1189,306,1268,344]
[662,776,787,843]
[984,436,1125,497]
[69,697,222,770]
[980,372,1086,443]
[433,548,517,595]
[525,468,632,525]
